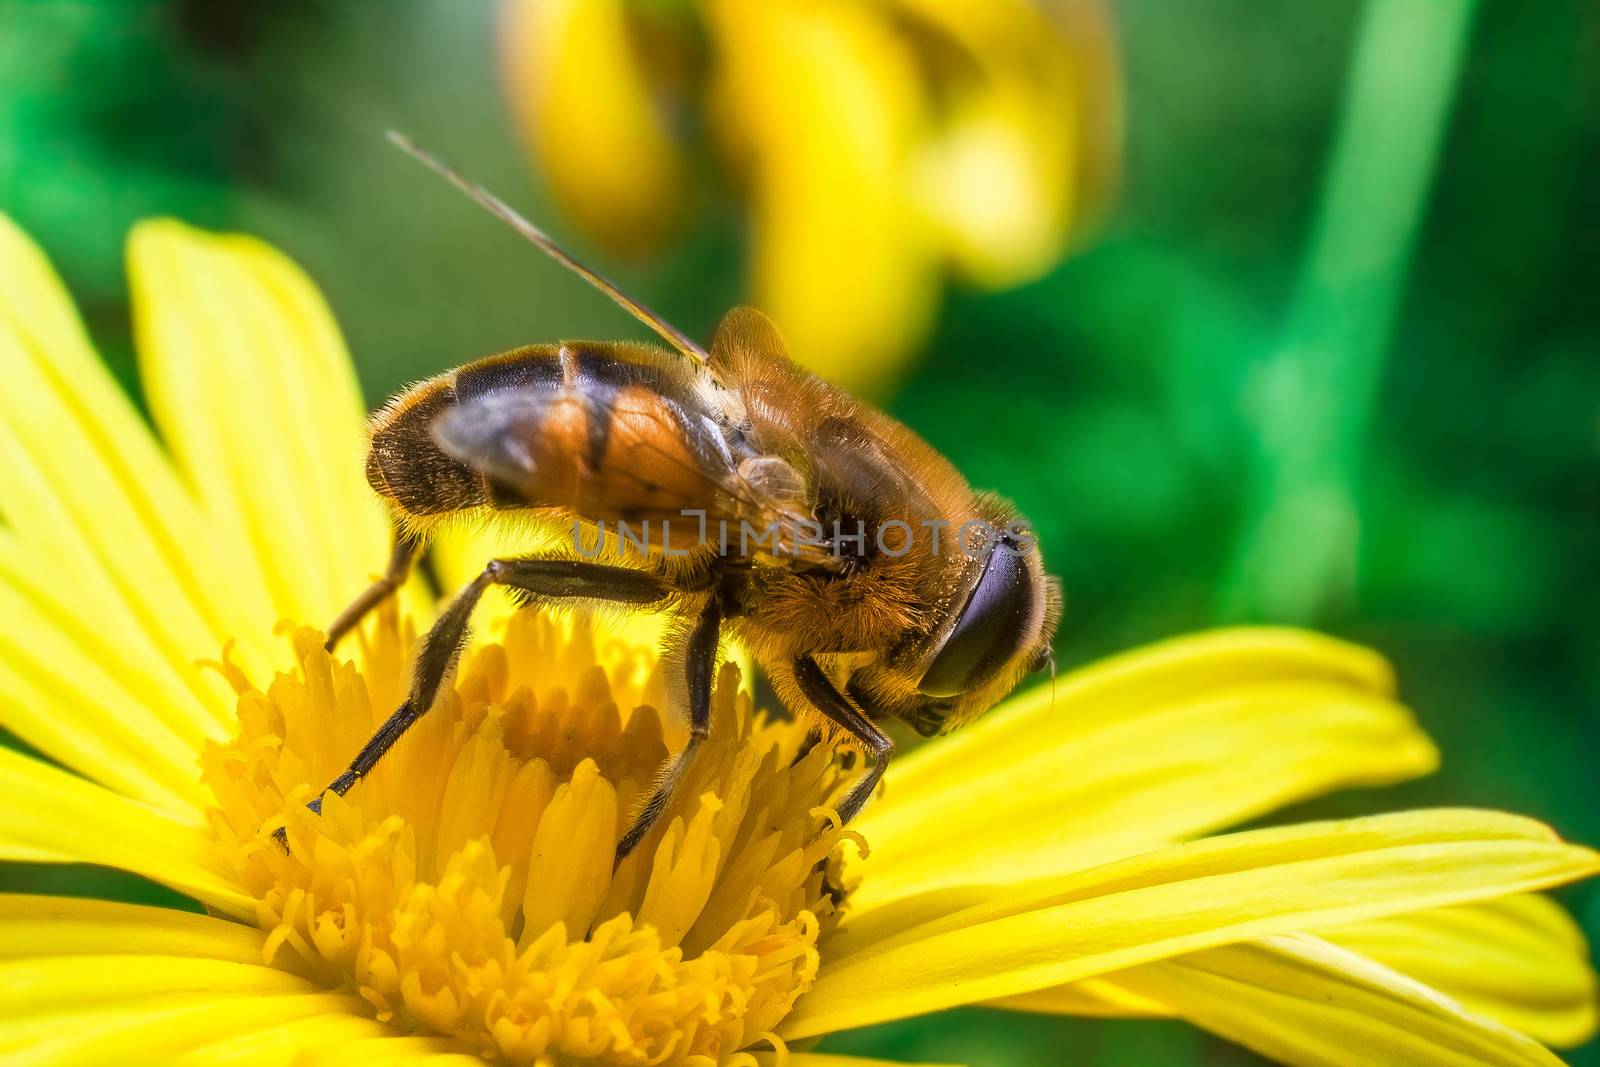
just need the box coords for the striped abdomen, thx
[365,341,742,538]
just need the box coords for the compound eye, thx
[918,543,1035,698]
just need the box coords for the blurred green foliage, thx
[1,1,1596,1064]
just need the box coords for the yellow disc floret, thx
[201,608,858,1065]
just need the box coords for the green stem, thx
[1220,0,1480,622]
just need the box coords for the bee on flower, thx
[0,215,1594,1066]
[499,0,1122,394]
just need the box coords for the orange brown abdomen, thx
[366,342,740,538]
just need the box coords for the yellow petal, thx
[887,627,1394,802]
[0,893,267,964]
[0,530,210,813]
[706,0,938,394]
[172,1014,399,1067]
[784,810,1599,1038]
[129,220,393,628]
[0,954,319,1016]
[1050,0,1123,232]
[855,680,1433,913]
[0,952,358,1065]
[0,215,272,728]
[288,1035,486,1065]
[988,978,1169,1018]
[991,895,1598,1046]
[856,627,1421,910]
[1328,895,1598,1048]
[3,989,365,1067]
[0,897,386,1062]
[0,748,252,918]
[893,0,1082,286]
[500,0,687,253]
[914,80,1075,286]
[1108,934,1565,1067]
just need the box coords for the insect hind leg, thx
[614,597,719,864]
[276,557,669,847]
[325,529,419,651]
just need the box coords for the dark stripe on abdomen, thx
[367,381,490,515]
[454,346,564,400]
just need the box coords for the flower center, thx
[202,607,859,1065]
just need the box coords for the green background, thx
[2,1,1596,1064]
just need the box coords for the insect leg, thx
[793,655,894,825]
[325,529,419,651]
[614,597,719,864]
[278,558,668,845]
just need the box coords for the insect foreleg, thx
[614,598,720,864]
[278,557,669,846]
[793,655,894,825]
[325,529,419,651]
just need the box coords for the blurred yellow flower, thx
[0,214,1596,1066]
[500,0,1121,394]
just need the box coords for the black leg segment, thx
[326,530,419,651]
[614,597,720,863]
[277,557,669,845]
[793,655,893,825]
[304,697,422,817]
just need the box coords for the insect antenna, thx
[1045,646,1058,721]
[386,129,711,366]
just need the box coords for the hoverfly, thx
[293,132,1060,861]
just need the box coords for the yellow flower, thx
[0,213,1596,1067]
[499,0,1121,394]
